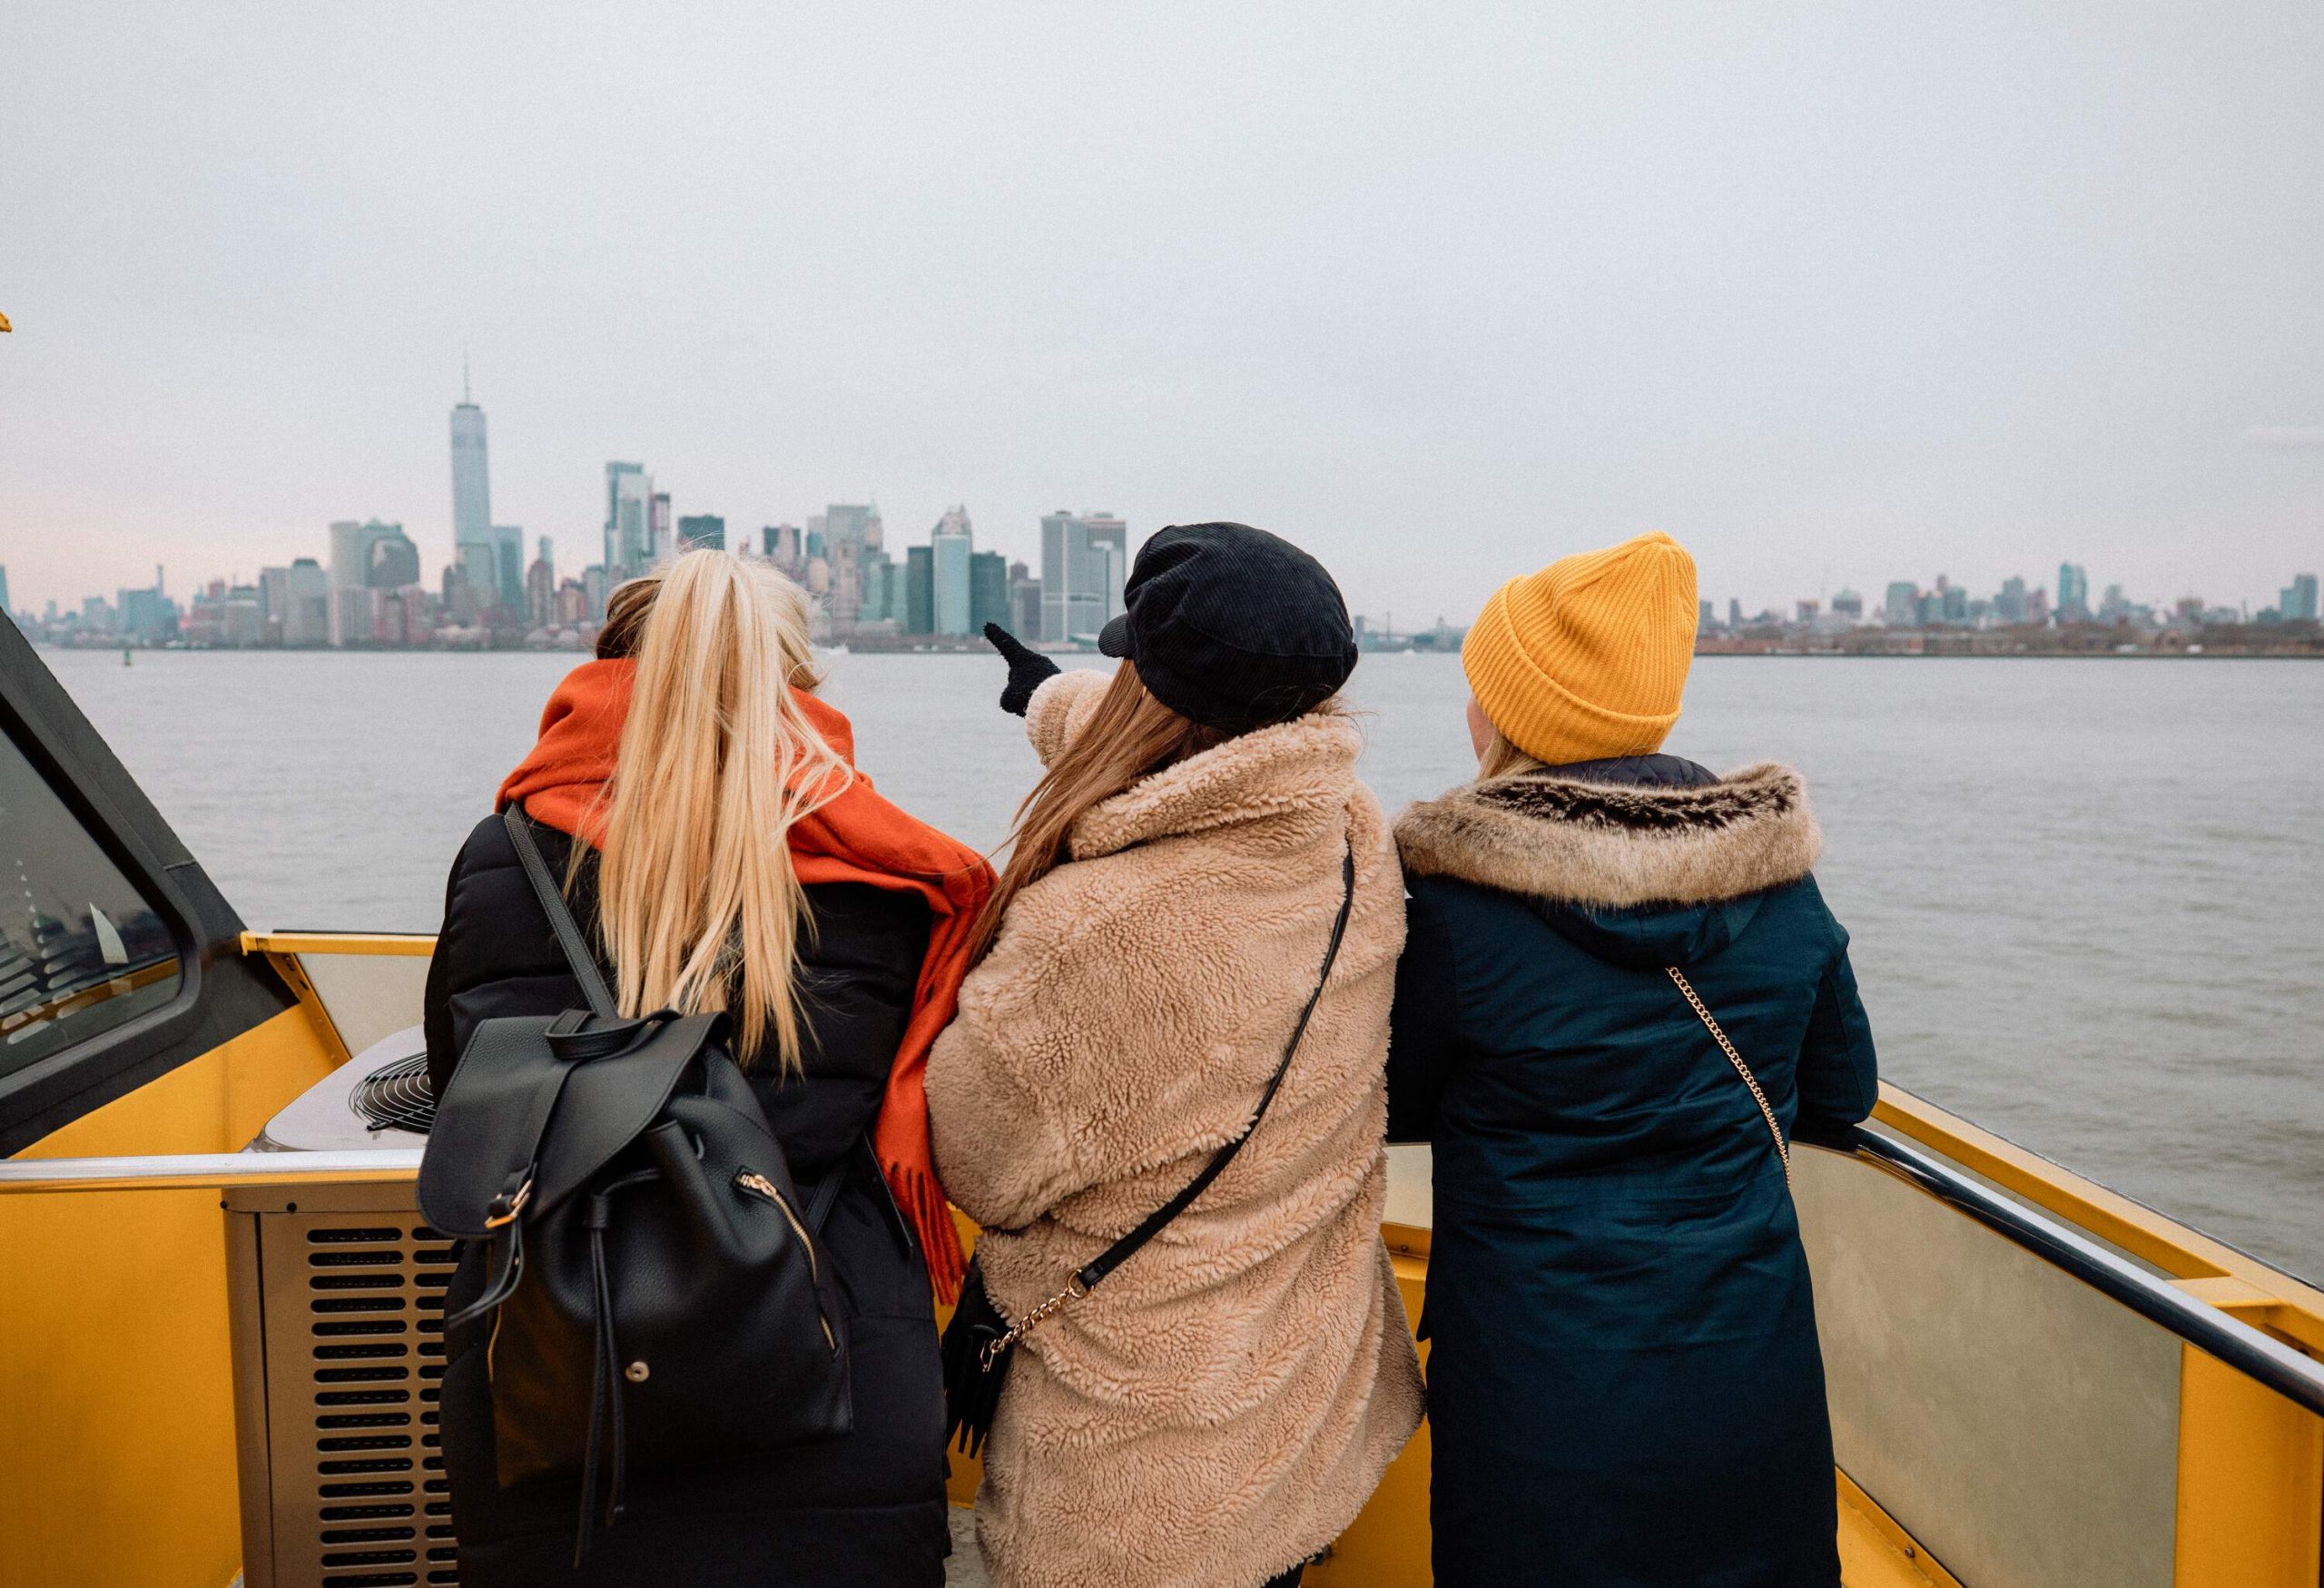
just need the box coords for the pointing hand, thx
[985,624,1061,716]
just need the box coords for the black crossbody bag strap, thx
[504,803,618,1020]
[1075,840,1357,1291]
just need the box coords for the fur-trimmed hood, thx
[1394,761,1821,910]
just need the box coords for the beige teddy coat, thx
[925,671,1423,1588]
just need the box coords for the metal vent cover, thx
[228,1179,461,1588]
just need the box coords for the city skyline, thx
[5,374,2316,635]
[7,6,2324,628]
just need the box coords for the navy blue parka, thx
[1388,755,1877,1588]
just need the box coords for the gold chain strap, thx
[978,1276,1086,1370]
[1665,966,1792,1187]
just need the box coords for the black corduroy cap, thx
[1097,522,1357,733]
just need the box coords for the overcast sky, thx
[4,1,2321,623]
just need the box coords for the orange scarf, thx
[496,658,990,1299]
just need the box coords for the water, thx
[38,646,2324,1280]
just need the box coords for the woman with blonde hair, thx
[1388,531,1879,1585]
[925,523,1423,1588]
[424,550,992,1586]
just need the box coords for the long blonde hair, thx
[1476,728,1545,781]
[595,551,852,1071]
[969,663,1227,962]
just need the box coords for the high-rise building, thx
[489,527,525,612]
[2058,563,2090,622]
[1831,589,1864,622]
[330,518,418,645]
[970,551,1009,633]
[604,463,652,582]
[118,584,172,645]
[649,492,674,565]
[274,558,329,645]
[931,507,974,636]
[905,546,934,636]
[582,565,610,624]
[763,525,803,574]
[2280,573,2319,622]
[1883,582,1918,626]
[1040,511,1131,643]
[677,514,726,551]
[450,377,495,603]
[527,537,556,629]
[858,550,897,625]
[1994,577,2028,624]
[1698,599,1716,632]
[822,505,881,627]
[1728,598,1743,630]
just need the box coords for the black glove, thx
[986,623,1061,716]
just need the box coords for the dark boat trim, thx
[0,620,295,1152]
[1832,1127,2324,1416]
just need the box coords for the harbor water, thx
[41,646,2324,1282]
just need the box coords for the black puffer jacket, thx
[422,814,948,1588]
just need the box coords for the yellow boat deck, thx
[4,931,2319,1588]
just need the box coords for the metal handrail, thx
[7,1128,2322,1416]
[0,1149,422,1194]
[1835,1125,2324,1417]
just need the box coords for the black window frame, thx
[0,617,295,1152]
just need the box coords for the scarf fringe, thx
[888,1162,966,1304]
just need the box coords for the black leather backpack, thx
[419,805,852,1559]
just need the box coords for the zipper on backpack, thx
[733,1171,839,1352]
[734,1171,821,1285]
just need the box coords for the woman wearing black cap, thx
[924,524,1423,1588]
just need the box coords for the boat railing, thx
[5,1126,2318,1415]
[1830,1125,2324,1417]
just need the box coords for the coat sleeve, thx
[1024,670,1113,768]
[1792,901,1879,1144]
[1384,880,1461,1143]
[924,943,1091,1232]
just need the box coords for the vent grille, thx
[251,1203,461,1588]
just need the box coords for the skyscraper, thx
[2058,563,2090,622]
[329,518,417,645]
[970,550,1009,633]
[931,506,974,636]
[491,527,525,611]
[905,546,934,636]
[450,377,493,594]
[677,514,726,551]
[1039,511,1131,643]
[527,537,556,628]
[822,505,881,627]
[651,492,673,565]
[604,464,652,582]
[2280,573,2319,622]
[1008,561,1042,639]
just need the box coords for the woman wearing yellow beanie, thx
[1387,531,1879,1585]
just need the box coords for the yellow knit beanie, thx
[1462,531,1699,766]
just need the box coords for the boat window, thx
[0,718,183,1079]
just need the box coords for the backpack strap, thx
[504,803,617,1021]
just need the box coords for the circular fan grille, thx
[350,1050,436,1135]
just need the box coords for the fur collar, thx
[1394,763,1820,907]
